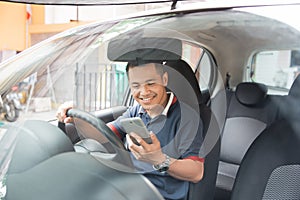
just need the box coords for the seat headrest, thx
[235,82,267,106]
[289,75,300,98]
[164,60,203,104]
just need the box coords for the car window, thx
[250,50,300,94]
[182,42,213,91]
[197,51,213,91]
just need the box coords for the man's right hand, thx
[56,101,74,123]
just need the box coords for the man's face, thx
[128,63,168,112]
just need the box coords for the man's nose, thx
[140,84,150,94]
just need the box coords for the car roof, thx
[0,0,173,5]
[1,0,300,7]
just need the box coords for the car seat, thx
[214,82,280,200]
[230,75,300,200]
[4,120,164,200]
[5,120,74,174]
[164,60,221,200]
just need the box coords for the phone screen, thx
[120,117,152,144]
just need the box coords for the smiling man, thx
[57,61,204,200]
[106,62,205,200]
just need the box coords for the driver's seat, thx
[165,60,221,200]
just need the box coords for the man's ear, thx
[162,72,168,87]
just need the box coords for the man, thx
[57,62,204,200]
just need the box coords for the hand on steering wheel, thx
[66,108,134,170]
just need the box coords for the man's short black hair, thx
[126,61,165,77]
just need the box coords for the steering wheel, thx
[66,108,134,169]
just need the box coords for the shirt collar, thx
[162,92,175,116]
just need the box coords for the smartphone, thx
[120,117,152,145]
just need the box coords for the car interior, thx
[4,36,222,200]
[1,2,300,200]
[5,58,300,200]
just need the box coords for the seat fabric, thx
[214,82,280,200]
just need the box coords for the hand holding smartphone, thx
[120,117,152,145]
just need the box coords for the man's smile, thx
[139,95,155,104]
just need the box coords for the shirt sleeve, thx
[107,105,140,140]
[175,104,204,162]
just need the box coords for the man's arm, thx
[167,157,204,183]
[126,132,204,183]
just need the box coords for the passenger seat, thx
[230,75,300,200]
[214,82,280,200]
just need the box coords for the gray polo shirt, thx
[108,93,204,200]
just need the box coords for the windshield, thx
[0,15,169,93]
[0,0,174,5]
[0,16,171,193]
[1,3,300,199]
[0,123,17,199]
